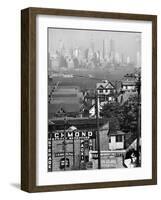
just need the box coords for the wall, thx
[109,135,124,150]
[50,121,109,171]
[89,151,125,169]
[0,0,160,199]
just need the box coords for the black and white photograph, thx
[47,28,141,172]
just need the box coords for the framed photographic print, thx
[21,7,157,192]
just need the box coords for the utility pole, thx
[95,89,101,169]
[63,117,67,171]
[136,75,141,166]
[73,135,75,169]
[71,127,77,169]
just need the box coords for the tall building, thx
[90,36,95,52]
[102,39,105,59]
[109,39,115,63]
[136,51,141,68]
[126,56,131,64]
[73,48,79,58]
[115,52,121,64]
[110,38,115,52]
[58,39,65,55]
[102,38,109,60]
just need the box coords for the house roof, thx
[122,74,137,85]
[48,102,81,114]
[49,117,109,131]
[110,130,125,136]
[96,80,115,90]
[122,81,136,86]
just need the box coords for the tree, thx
[100,102,120,118]
[100,95,139,133]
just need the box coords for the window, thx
[116,135,123,142]
[109,96,112,101]
[99,89,103,93]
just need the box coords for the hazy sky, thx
[48,28,141,62]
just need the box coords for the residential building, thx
[107,118,125,150]
[96,80,117,103]
[121,74,138,92]
[109,131,125,150]
[48,117,109,171]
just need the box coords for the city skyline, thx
[48,28,141,64]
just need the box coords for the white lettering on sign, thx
[80,140,85,162]
[88,132,93,137]
[82,132,86,137]
[51,130,96,140]
[48,137,53,172]
[55,152,73,157]
[68,132,73,137]
[55,133,59,138]
[75,132,79,137]
[60,132,64,138]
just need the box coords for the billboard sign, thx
[50,130,96,140]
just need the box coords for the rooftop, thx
[49,117,109,131]
[122,74,137,84]
[48,103,81,114]
[96,80,115,89]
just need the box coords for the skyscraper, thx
[102,38,109,60]
[110,38,115,52]
[136,51,141,68]
[109,39,115,63]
